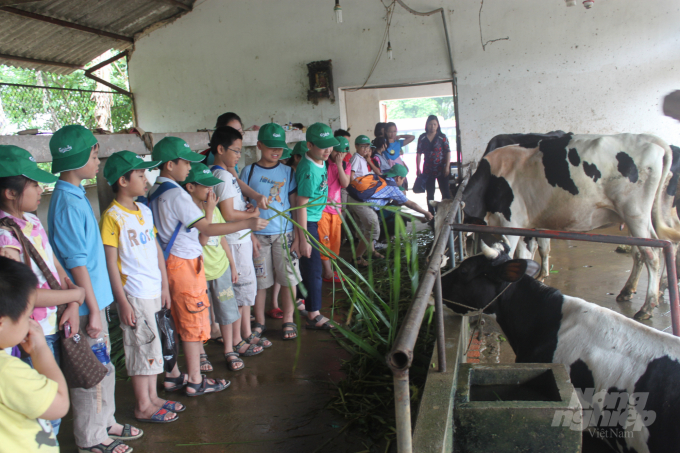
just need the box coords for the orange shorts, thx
[319,211,342,261]
[166,254,211,342]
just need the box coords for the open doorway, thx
[339,82,457,191]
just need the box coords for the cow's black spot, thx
[463,159,514,222]
[668,145,680,202]
[482,131,568,156]
[634,355,680,453]
[540,134,579,195]
[568,148,580,167]
[582,161,601,183]
[569,359,595,395]
[616,152,639,183]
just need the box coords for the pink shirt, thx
[0,211,61,335]
[324,160,351,215]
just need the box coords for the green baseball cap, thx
[333,136,350,153]
[49,125,98,174]
[258,123,291,150]
[279,148,292,160]
[291,141,308,156]
[152,137,204,164]
[355,135,374,146]
[384,164,408,178]
[0,145,58,184]
[306,122,339,149]
[103,151,161,186]
[182,163,223,187]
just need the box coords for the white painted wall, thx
[129,0,680,164]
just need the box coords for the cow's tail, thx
[651,136,680,242]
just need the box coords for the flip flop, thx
[106,424,144,441]
[163,373,188,392]
[225,352,244,371]
[135,407,178,424]
[266,308,284,319]
[161,400,185,413]
[185,375,230,397]
[199,354,213,373]
[282,322,298,340]
[305,314,336,330]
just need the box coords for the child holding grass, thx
[0,145,85,437]
[47,125,139,453]
[182,163,248,371]
[100,151,184,424]
[0,257,70,453]
[149,137,268,396]
[296,123,339,331]
[241,123,301,340]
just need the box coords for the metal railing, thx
[387,197,680,453]
[386,175,469,453]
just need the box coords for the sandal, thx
[185,375,230,397]
[161,400,185,413]
[252,322,267,338]
[225,352,244,371]
[163,373,188,392]
[199,354,213,373]
[266,307,284,319]
[282,322,298,340]
[135,407,178,424]
[78,439,133,453]
[247,333,272,349]
[305,314,336,330]
[234,339,263,357]
[211,337,224,345]
[356,257,369,268]
[107,424,144,441]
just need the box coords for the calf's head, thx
[442,241,540,314]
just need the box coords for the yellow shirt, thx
[202,208,230,281]
[0,351,59,453]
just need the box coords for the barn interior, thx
[0,0,679,452]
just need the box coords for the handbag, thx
[413,173,429,194]
[0,217,108,389]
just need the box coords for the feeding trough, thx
[454,363,582,453]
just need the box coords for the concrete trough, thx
[454,363,582,453]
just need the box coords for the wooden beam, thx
[0,0,45,6]
[155,0,192,11]
[0,52,83,69]
[0,6,134,43]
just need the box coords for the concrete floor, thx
[56,300,367,453]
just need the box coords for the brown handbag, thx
[0,217,108,389]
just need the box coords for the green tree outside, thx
[384,96,454,120]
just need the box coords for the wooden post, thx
[96,157,114,215]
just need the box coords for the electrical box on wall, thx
[307,60,335,105]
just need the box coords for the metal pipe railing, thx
[387,175,469,453]
[450,224,680,336]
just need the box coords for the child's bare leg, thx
[271,282,281,310]
[281,285,296,339]
[235,306,262,355]
[254,292,266,331]
[322,259,333,280]
[184,341,227,393]
[132,376,174,420]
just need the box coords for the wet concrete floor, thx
[56,297,366,453]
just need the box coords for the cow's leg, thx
[536,238,551,281]
[515,237,531,259]
[617,246,643,302]
[505,234,521,259]
[634,245,661,320]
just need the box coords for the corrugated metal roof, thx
[0,0,194,74]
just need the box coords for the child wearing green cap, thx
[296,122,339,331]
[149,137,268,397]
[241,123,302,340]
[100,151,184,425]
[319,137,351,283]
[208,127,273,349]
[182,163,259,370]
[350,135,378,182]
[0,145,86,439]
[47,125,140,451]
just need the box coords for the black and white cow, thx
[463,133,680,320]
[443,242,680,453]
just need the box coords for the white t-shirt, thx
[212,167,250,245]
[100,200,162,299]
[350,153,371,177]
[148,177,205,260]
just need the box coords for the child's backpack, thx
[346,174,398,201]
[137,182,183,261]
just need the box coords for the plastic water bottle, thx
[91,337,110,365]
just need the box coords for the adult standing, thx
[416,115,452,214]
